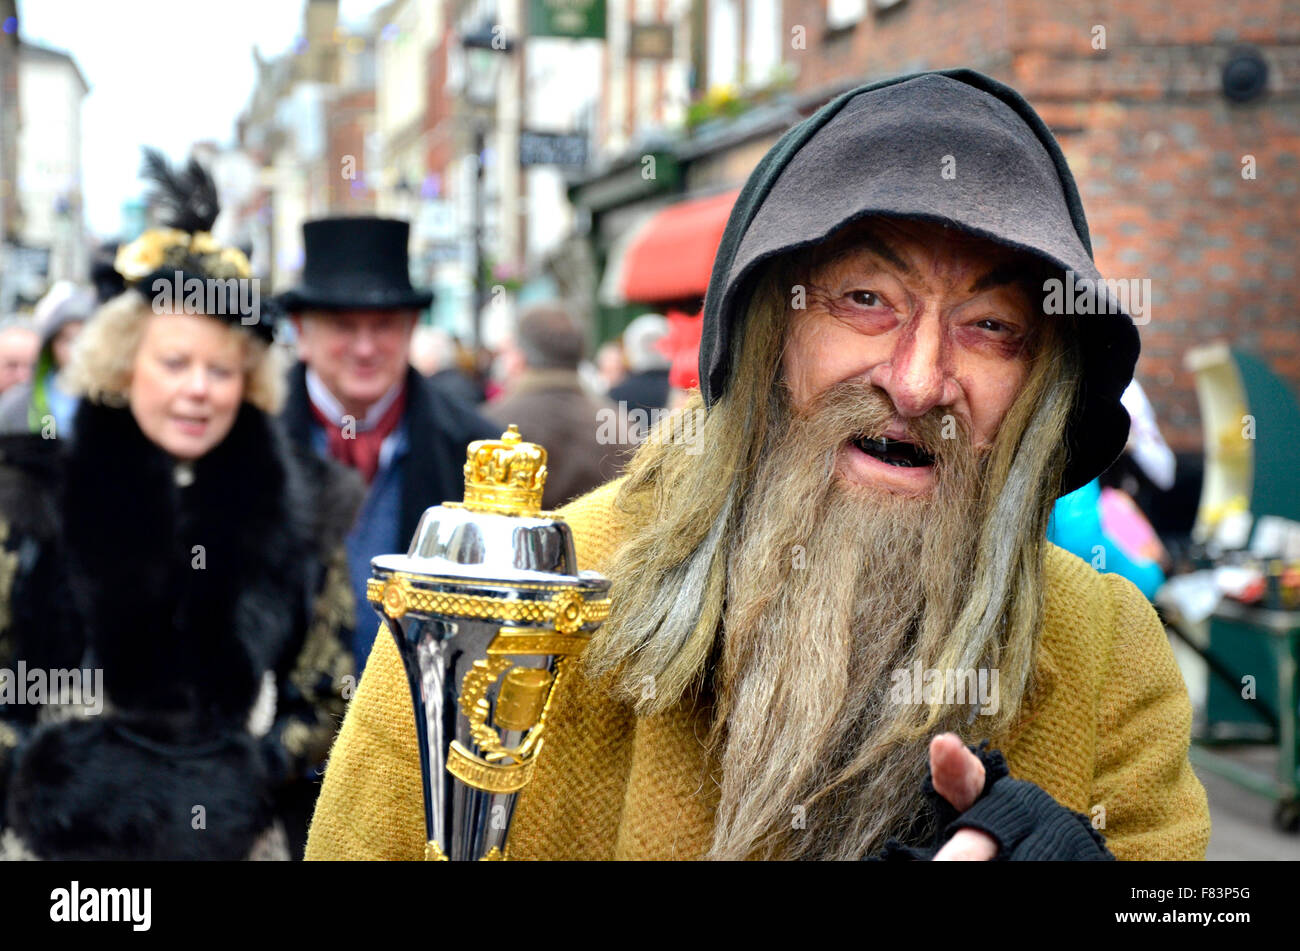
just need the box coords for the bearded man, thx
[305,70,1210,861]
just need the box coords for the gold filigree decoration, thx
[444,649,572,795]
[381,579,409,620]
[486,631,590,656]
[425,840,509,860]
[367,574,610,630]
[552,589,584,634]
[458,656,518,762]
[461,425,548,517]
[290,545,353,712]
[0,520,18,646]
[446,744,533,793]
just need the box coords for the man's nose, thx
[351,325,378,357]
[873,311,953,418]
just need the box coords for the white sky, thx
[18,0,387,239]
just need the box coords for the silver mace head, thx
[368,425,611,861]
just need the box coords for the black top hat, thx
[276,217,434,312]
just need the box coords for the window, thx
[745,0,781,86]
[708,0,740,88]
[826,0,866,31]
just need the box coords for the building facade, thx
[14,40,88,298]
[571,0,1299,457]
[0,1,21,314]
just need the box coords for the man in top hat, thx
[277,217,498,672]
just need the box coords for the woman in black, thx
[0,153,361,860]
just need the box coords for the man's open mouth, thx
[851,435,936,468]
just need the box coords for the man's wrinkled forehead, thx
[800,217,1056,299]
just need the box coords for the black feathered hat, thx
[275,217,433,313]
[114,149,273,342]
[699,69,1141,496]
[91,242,126,303]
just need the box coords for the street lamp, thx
[460,25,515,352]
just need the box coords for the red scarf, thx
[309,386,408,485]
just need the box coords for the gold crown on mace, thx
[462,425,548,517]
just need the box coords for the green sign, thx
[528,0,606,38]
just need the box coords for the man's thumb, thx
[929,733,986,812]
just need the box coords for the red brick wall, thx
[1010,1,1300,452]
[785,0,1013,93]
[778,0,1300,451]
[326,88,376,212]
[425,34,455,187]
[0,0,19,241]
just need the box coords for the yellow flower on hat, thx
[216,246,253,279]
[114,227,188,281]
[113,227,252,282]
[188,231,221,255]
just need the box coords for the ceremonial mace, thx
[367,426,611,860]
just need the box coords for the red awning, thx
[619,189,740,303]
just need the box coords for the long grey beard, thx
[708,385,983,861]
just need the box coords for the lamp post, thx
[460,25,515,352]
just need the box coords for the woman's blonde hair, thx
[61,290,286,413]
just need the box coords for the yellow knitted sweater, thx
[305,478,1210,861]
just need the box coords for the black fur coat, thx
[0,399,362,859]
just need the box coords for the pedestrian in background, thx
[0,282,94,436]
[608,312,671,416]
[276,216,498,673]
[486,303,622,508]
[592,339,627,394]
[412,325,485,406]
[0,322,38,397]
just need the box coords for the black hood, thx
[699,68,1140,495]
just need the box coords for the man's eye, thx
[975,318,1014,334]
[848,290,883,307]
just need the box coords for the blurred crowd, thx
[0,153,687,862]
[0,256,684,502]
